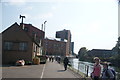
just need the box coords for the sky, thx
[0,0,118,54]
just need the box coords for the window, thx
[39,40,41,46]
[32,32,35,36]
[19,42,27,51]
[4,42,13,50]
[34,45,38,52]
[24,27,29,32]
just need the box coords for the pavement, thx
[2,64,44,78]
[2,60,84,80]
[42,61,81,78]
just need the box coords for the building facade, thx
[20,23,45,55]
[56,29,72,56]
[71,42,74,55]
[44,38,66,57]
[2,22,44,64]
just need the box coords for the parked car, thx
[37,55,47,64]
[16,59,25,66]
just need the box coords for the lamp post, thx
[44,21,47,32]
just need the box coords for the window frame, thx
[19,42,28,51]
[4,41,13,50]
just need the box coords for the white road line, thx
[40,64,46,79]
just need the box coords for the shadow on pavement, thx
[57,70,66,72]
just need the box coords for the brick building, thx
[21,23,45,55]
[2,22,44,64]
[56,29,72,56]
[44,38,66,56]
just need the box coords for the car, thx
[37,55,47,64]
[16,59,25,66]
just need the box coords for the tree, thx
[78,47,88,60]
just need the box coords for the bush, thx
[25,61,32,65]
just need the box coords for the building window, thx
[34,45,38,52]
[39,40,42,46]
[4,42,13,50]
[24,27,29,32]
[19,42,27,51]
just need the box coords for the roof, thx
[2,22,41,47]
[91,49,112,51]
[45,38,67,43]
[23,23,44,33]
[2,22,19,34]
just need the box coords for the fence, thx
[69,60,93,77]
[69,59,120,80]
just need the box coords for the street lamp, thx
[44,21,47,32]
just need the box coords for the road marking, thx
[40,64,46,79]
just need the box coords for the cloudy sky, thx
[0,0,118,54]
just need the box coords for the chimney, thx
[19,15,25,29]
[41,24,43,31]
[20,23,25,29]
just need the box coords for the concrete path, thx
[2,61,83,80]
[2,64,44,78]
[42,61,81,78]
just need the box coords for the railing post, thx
[72,61,74,69]
[86,65,89,77]
[70,61,73,70]
[78,62,80,73]
[85,65,86,72]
